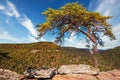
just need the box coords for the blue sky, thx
[0,0,120,49]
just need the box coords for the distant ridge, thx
[0,42,120,74]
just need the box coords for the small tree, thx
[37,2,115,68]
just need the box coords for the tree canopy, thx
[37,2,115,45]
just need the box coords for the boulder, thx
[0,68,20,80]
[58,64,99,75]
[24,67,56,79]
[52,74,98,80]
[97,72,120,80]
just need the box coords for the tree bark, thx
[76,27,98,68]
[92,45,98,68]
[76,28,96,43]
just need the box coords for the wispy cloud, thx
[0,28,41,43]
[89,0,120,49]
[6,0,20,18]
[95,0,118,16]
[0,5,5,10]
[64,37,87,48]
[65,32,76,42]
[27,35,46,42]
[0,0,39,42]
[0,1,21,18]
[64,32,87,48]
[0,29,20,42]
[19,15,38,37]
[5,1,38,37]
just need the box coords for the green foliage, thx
[0,42,120,74]
[37,2,115,44]
[0,42,85,74]
[98,47,120,71]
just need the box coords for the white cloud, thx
[89,0,120,49]
[64,31,87,48]
[27,35,46,42]
[40,37,46,41]
[27,35,38,42]
[0,29,19,42]
[65,31,76,42]
[89,0,120,17]
[4,1,38,37]
[113,24,120,37]
[6,0,20,17]
[0,5,5,10]
[18,15,38,37]
[64,38,87,48]
[100,24,120,49]
[0,28,40,43]
[6,1,38,37]
[0,1,40,42]
[1,1,20,17]
[0,32,16,40]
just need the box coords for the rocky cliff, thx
[0,64,120,80]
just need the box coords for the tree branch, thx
[76,27,96,43]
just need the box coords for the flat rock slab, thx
[52,74,98,80]
[97,72,120,80]
[58,64,99,75]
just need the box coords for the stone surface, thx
[24,67,56,79]
[97,72,120,80]
[107,70,120,78]
[52,74,98,80]
[22,78,37,80]
[58,64,99,75]
[0,68,20,80]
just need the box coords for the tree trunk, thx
[92,45,98,68]
[76,27,98,68]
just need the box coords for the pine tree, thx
[37,2,115,68]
